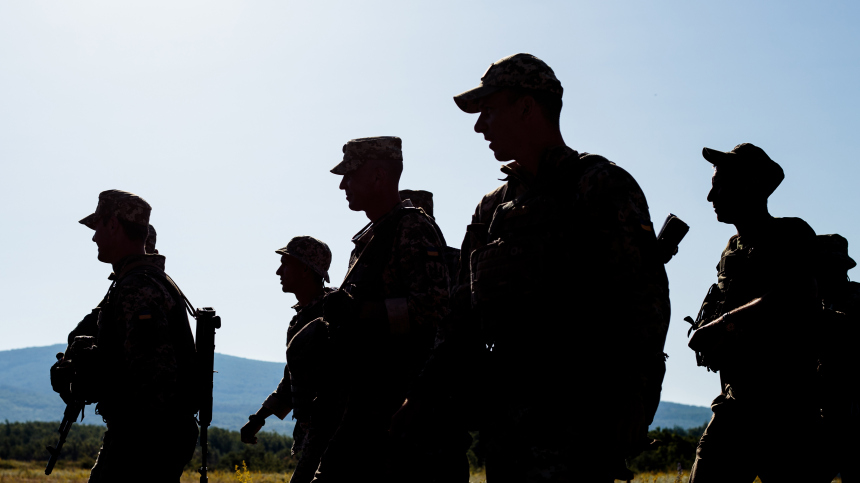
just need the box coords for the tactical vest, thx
[343,206,444,301]
[469,153,607,345]
[96,264,198,419]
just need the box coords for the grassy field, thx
[0,460,843,483]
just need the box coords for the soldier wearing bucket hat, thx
[816,234,859,482]
[53,190,199,482]
[396,53,671,482]
[687,144,825,481]
[319,136,463,481]
[241,236,338,483]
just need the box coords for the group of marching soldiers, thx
[50,53,857,483]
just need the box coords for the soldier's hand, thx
[240,418,265,444]
[389,397,422,441]
[688,315,735,352]
[50,353,75,400]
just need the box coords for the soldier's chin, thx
[491,148,513,162]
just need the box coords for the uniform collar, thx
[351,199,414,246]
[291,287,334,312]
[111,253,166,280]
[498,145,577,189]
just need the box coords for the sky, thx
[1,0,858,408]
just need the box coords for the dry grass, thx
[0,460,844,483]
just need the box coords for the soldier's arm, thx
[115,277,179,411]
[260,363,293,420]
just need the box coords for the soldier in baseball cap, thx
[395,52,673,482]
[453,53,563,114]
[687,143,823,481]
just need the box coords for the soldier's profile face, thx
[338,161,379,212]
[474,90,521,162]
[276,254,305,293]
[708,168,748,224]
[92,216,118,263]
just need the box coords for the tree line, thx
[0,420,706,473]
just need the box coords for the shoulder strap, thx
[114,265,196,317]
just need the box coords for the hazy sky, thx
[2,1,858,408]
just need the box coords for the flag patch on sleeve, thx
[426,247,441,257]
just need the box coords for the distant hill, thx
[0,345,710,433]
[0,344,295,434]
[650,400,711,430]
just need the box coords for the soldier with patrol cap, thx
[54,190,199,483]
[240,236,337,483]
[394,53,671,482]
[317,137,464,482]
[687,144,826,482]
[815,234,859,482]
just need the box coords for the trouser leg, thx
[688,411,757,483]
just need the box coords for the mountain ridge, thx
[0,345,711,433]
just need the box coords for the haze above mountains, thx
[0,345,712,433]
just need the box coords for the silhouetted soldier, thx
[240,236,337,483]
[687,144,825,482]
[816,234,859,482]
[394,53,671,482]
[55,190,199,483]
[317,137,465,482]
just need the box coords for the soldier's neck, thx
[733,206,773,238]
[515,130,566,176]
[295,284,325,308]
[364,191,403,223]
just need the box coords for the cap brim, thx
[702,147,734,166]
[453,85,501,114]
[79,213,97,230]
[330,160,351,175]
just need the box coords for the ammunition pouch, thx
[470,238,545,345]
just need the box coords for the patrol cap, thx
[702,143,784,197]
[399,189,434,218]
[276,236,332,283]
[454,53,563,114]
[80,190,151,230]
[330,136,403,175]
[817,234,857,271]
[144,225,158,254]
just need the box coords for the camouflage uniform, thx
[65,224,158,350]
[416,54,671,483]
[816,234,859,482]
[687,146,824,483]
[76,191,198,483]
[257,237,339,483]
[314,138,466,482]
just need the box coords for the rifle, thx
[45,399,84,475]
[194,307,221,483]
[655,213,690,264]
